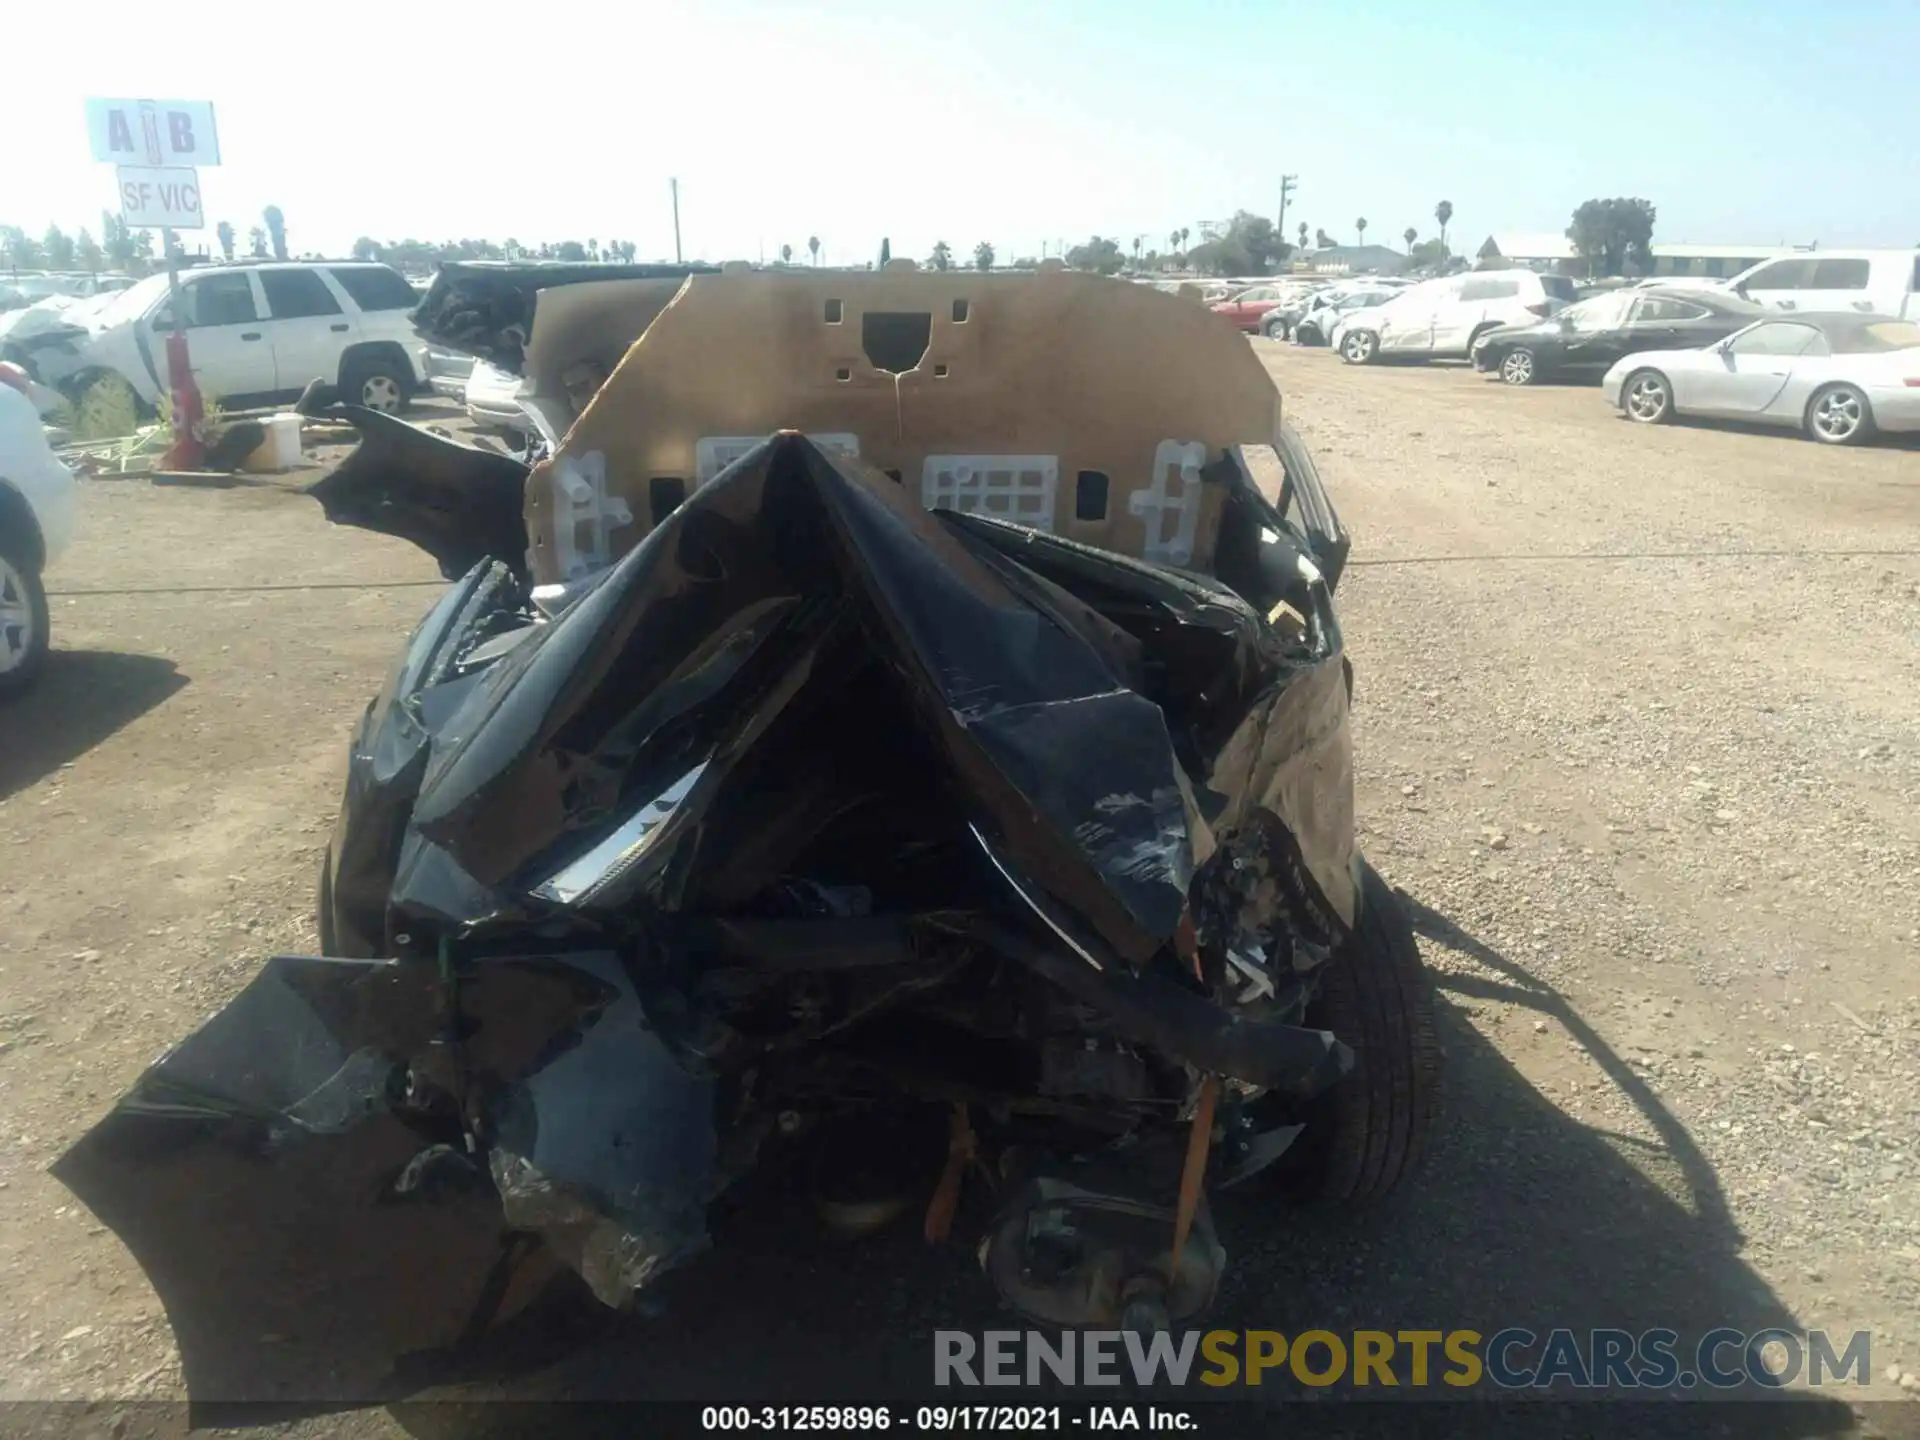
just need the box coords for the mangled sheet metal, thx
[56,269,1377,1409]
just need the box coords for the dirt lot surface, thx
[3,363,1918,1435]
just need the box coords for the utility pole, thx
[670,177,683,263]
[1278,174,1297,238]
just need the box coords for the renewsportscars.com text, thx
[934,1327,1873,1391]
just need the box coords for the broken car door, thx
[1682,321,1825,416]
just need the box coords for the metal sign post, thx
[161,250,202,471]
[86,98,219,468]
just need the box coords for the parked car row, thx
[1295,252,1920,447]
[1472,288,1763,385]
[1285,283,1410,344]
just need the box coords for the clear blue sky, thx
[8,0,1918,265]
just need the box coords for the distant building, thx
[1478,233,1811,279]
[1475,233,1579,273]
[1299,244,1408,276]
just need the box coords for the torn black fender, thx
[51,949,713,1409]
[305,405,532,581]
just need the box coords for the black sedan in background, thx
[1474,287,1762,385]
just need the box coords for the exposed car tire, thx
[1293,861,1442,1203]
[342,355,411,415]
[1804,383,1875,446]
[0,539,51,701]
[1296,323,1323,347]
[1261,316,1288,340]
[1498,347,1539,386]
[1340,330,1379,365]
[1621,368,1673,424]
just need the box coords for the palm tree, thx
[780,243,793,265]
[807,235,820,265]
[1297,221,1308,251]
[1179,227,1189,251]
[262,205,287,260]
[929,241,952,271]
[248,225,269,258]
[1168,229,1180,256]
[1403,226,1417,254]
[1434,200,1453,253]
[973,241,995,272]
[1356,217,1368,246]
[216,221,235,261]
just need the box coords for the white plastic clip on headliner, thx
[549,450,632,581]
[1130,440,1206,567]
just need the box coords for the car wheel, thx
[1621,368,1672,424]
[1297,324,1321,347]
[342,355,410,415]
[1804,383,1875,446]
[0,539,50,701]
[1285,861,1442,1203]
[1340,329,1378,365]
[1261,317,1286,340]
[1499,347,1538,386]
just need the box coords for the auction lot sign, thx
[84,97,221,167]
[85,97,221,233]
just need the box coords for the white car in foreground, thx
[0,364,77,697]
[1603,313,1920,445]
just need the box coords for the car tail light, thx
[1524,302,1551,317]
[1905,377,1920,387]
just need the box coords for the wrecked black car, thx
[54,264,1440,1409]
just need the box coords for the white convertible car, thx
[1603,313,1920,445]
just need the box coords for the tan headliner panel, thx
[526,269,1283,585]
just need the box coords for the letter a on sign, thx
[85,99,221,166]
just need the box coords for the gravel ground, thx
[1,363,1917,1436]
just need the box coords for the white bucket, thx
[243,412,304,471]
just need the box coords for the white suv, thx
[1723,250,1920,322]
[35,262,428,417]
[1333,269,1577,365]
[0,367,77,698]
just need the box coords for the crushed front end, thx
[55,268,1433,1410]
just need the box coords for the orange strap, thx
[1170,1075,1219,1277]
